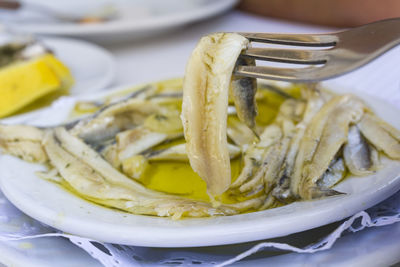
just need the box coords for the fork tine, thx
[240,33,338,47]
[241,47,328,65]
[234,65,329,82]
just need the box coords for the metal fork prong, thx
[241,47,328,65]
[240,33,338,47]
[234,65,327,82]
[236,18,400,82]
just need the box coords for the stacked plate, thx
[1,0,239,43]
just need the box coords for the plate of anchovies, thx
[0,33,399,247]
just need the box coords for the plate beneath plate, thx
[1,0,239,43]
[0,84,399,247]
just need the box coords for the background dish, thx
[1,0,239,43]
[42,37,116,95]
[0,36,115,124]
[0,83,399,248]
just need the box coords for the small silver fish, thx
[343,125,380,175]
[231,57,258,133]
[292,94,366,200]
[358,113,400,160]
[69,98,161,144]
[317,157,346,188]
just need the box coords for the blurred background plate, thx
[40,37,116,95]
[0,35,115,124]
[0,0,239,43]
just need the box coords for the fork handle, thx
[0,0,21,10]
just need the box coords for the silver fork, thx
[235,18,400,82]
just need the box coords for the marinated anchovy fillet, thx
[318,157,346,188]
[0,124,47,163]
[358,113,400,160]
[181,33,249,197]
[343,125,380,175]
[230,57,258,133]
[227,117,256,149]
[230,124,282,190]
[69,97,161,144]
[116,127,181,161]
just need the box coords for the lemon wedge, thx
[0,54,74,118]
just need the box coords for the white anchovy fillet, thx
[69,98,161,144]
[0,124,47,163]
[74,85,159,114]
[44,132,144,201]
[264,120,296,196]
[230,57,258,133]
[317,157,346,188]
[357,113,400,160]
[227,117,256,149]
[0,124,44,141]
[343,125,380,175]
[116,127,182,161]
[230,124,282,189]
[244,118,296,195]
[181,33,249,197]
[53,127,156,194]
[117,109,184,160]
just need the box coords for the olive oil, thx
[140,158,243,202]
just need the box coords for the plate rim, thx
[6,0,239,36]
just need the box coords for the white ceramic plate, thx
[1,192,399,267]
[0,36,115,124]
[2,0,239,43]
[0,84,399,248]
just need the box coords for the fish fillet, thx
[181,33,249,197]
